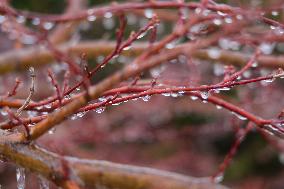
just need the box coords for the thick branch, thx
[0,140,227,189]
[1,41,284,75]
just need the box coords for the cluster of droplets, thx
[272,26,284,36]
[218,38,240,51]
[95,106,106,114]
[70,111,87,120]
[4,15,55,44]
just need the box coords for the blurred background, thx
[1,0,284,188]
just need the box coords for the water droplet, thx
[21,34,36,45]
[87,15,96,22]
[141,95,151,102]
[27,111,37,117]
[144,9,153,18]
[195,8,202,14]
[150,66,164,77]
[202,9,211,16]
[76,111,86,118]
[180,8,189,19]
[0,109,7,116]
[208,48,221,59]
[263,124,281,136]
[224,17,233,24]
[38,175,49,189]
[243,70,251,78]
[219,87,231,91]
[170,93,179,98]
[32,18,40,26]
[98,97,106,102]
[259,42,275,55]
[162,93,171,97]
[0,15,6,23]
[213,173,224,183]
[16,16,26,24]
[213,63,224,76]
[87,9,95,15]
[190,23,205,33]
[44,104,52,109]
[251,61,258,68]
[64,94,72,100]
[200,99,206,103]
[36,106,44,110]
[190,96,198,100]
[43,22,54,30]
[112,102,122,106]
[103,17,115,30]
[271,11,279,16]
[232,112,247,120]
[137,31,147,39]
[219,38,240,51]
[212,89,220,94]
[48,128,56,135]
[236,14,243,20]
[216,105,222,109]
[200,90,209,99]
[274,27,284,36]
[166,42,175,49]
[95,106,105,114]
[70,114,78,120]
[213,18,222,26]
[264,77,275,83]
[16,167,25,189]
[270,25,276,30]
[217,11,226,16]
[122,45,132,51]
[104,12,113,18]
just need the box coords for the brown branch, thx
[1,40,284,75]
[0,141,227,189]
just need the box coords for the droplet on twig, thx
[141,95,151,102]
[95,107,105,114]
[48,128,56,135]
[232,112,247,120]
[200,91,209,100]
[213,173,224,183]
[190,96,198,101]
